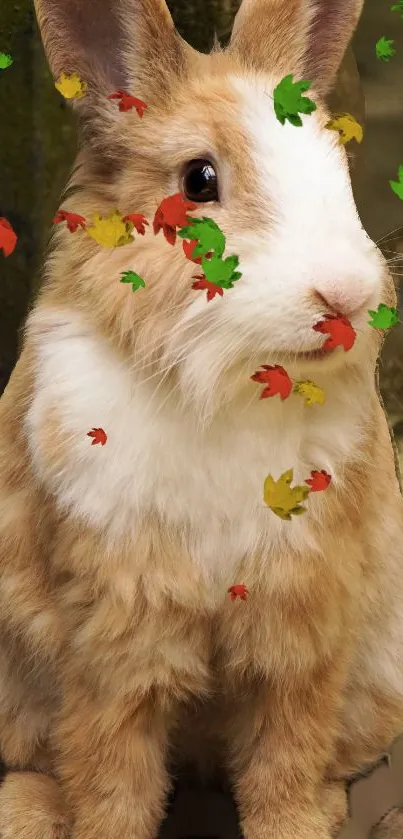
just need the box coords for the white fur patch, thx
[160,75,385,419]
[26,307,372,595]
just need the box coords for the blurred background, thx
[1,0,403,469]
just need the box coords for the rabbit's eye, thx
[181,158,219,203]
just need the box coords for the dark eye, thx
[181,158,219,203]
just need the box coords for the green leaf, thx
[273,74,317,127]
[120,269,146,291]
[201,252,242,289]
[177,216,226,258]
[0,52,13,70]
[375,36,396,61]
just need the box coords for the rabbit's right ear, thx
[228,0,364,97]
[34,0,192,113]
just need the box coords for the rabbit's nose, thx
[312,283,373,319]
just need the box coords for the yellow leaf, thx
[325,113,363,145]
[85,211,135,248]
[263,469,310,520]
[55,72,88,100]
[293,380,326,406]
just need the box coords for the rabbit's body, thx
[1,1,403,838]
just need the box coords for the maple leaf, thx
[183,239,203,263]
[153,193,197,246]
[273,74,317,127]
[368,303,400,330]
[191,275,224,302]
[375,36,396,61]
[292,380,326,407]
[228,584,248,601]
[55,72,87,99]
[305,470,332,492]
[0,52,13,70]
[325,113,363,145]
[87,428,107,446]
[312,314,356,352]
[390,1,403,20]
[178,217,226,258]
[201,253,242,289]
[263,469,311,520]
[0,217,17,257]
[120,270,146,291]
[250,364,293,401]
[53,209,87,233]
[86,210,134,248]
[107,90,148,116]
[389,164,403,200]
[122,213,149,235]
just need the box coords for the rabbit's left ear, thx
[228,0,364,97]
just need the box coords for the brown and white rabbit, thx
[0,0,403,838]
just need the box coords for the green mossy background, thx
[1,0,403,466]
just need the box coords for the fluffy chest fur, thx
[25,308,370,588]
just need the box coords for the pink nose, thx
[313,283,373,318]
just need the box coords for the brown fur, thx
[0,1,402,838]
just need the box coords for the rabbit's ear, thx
[228,0,364,96]
[34,0,190,111]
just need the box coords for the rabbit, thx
[0,0,403,838]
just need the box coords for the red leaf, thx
[183,239,202,263]
[192,276,224,302]
[107,90,148,116]
[305,470,332,491]
[228,584,248,601]
[122,213,149,235]
[250,364,293,400]
[182,239,213,264]
[0,217,17,256]
[312,314,356,351]
[153,193,197,246]
[87,427,107,446]
[53,210,87,233]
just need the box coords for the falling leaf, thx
[183,239,204,263]
[250,365,293,401]
[153,193,197,246]
[390,1,403,21]
[305,469,332,492]
[263,469,311,520]
[201,253,242,288]
[325,113,363,145]
[389,164,403,200]
[0,52,13,70]
[120,270,146,291]
[55,72,87,99]
[273,74,317,127]
[228,584,248,601]
[107,90,148,116]
[86,210,134,248]
[375,36,396,61]
[292,380,326,406]
[368,303,400,330]
[87,428,107,446]
[191,276,224,301]
[0,218,17,257]
[122,213,149,235]
[53,209,87,233]
[178,216,226,258]
[312,314,356,352]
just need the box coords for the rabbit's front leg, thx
[53,681,174,839]
[224,659,348,839]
